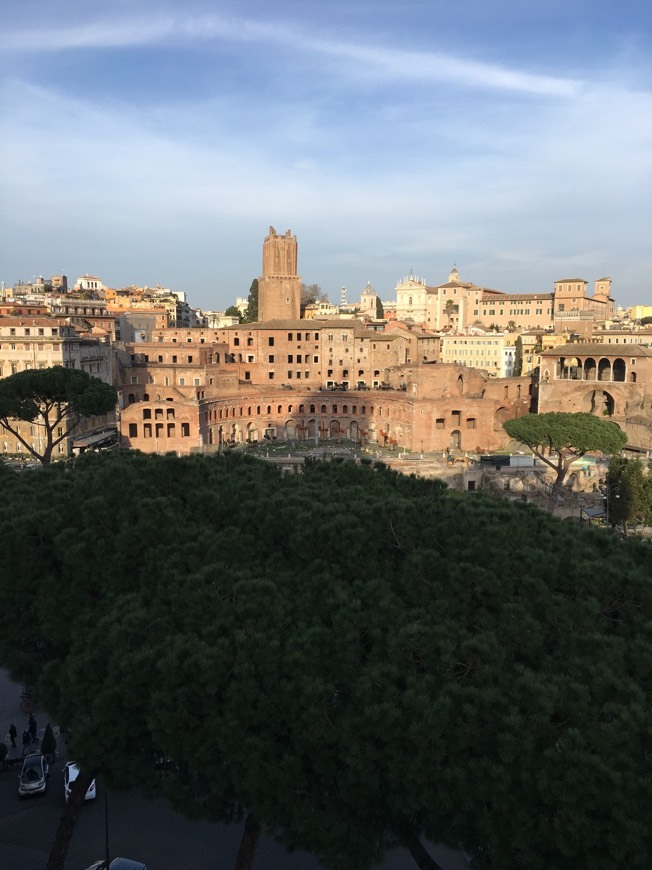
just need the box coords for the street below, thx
[1,669,467,869]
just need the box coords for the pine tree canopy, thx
[0,451,650,869]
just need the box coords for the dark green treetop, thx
[242,279,258,322]
[0,452,650,869]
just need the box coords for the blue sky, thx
[2,0,651,310]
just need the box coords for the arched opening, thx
[457,375,464,395]
[307,418,318,438]
[630,371,637,384]
[597,358,611,381]
[450,429,461,450]
[246,422,258,442]
[583,358,597,381]
[612,358,626,382]
[584,389,615,417]
[494,407,511,431]
[128,394,135,404]
[285,419,297,440]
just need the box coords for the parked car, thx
[86,860,147,870]
[63,761,96,801]
[18,753,49,798]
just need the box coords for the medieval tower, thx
[258,227,301,322]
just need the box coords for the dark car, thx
[18,753,49,798]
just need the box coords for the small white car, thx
[18,753,49,798]
[63,762,97,801]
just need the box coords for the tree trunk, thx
[402,830,445,870]
[234,810,262,870]
[46,770,95,870]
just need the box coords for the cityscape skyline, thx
[2,0,651,310]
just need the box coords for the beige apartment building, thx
[439,333,517,377]
[393,267,614,334]
[0,317,115,459]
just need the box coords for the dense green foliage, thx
[512,336,523,377]
[0,451,651,869]
[503,411,628,491]
[0,366,117,464]
[605,456,652,530]
[243,279,258,322]
[224,305,243,321]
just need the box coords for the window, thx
[187,355,193,363]
[143,423,152,438]
[268,372,274,379]
[288,333,293,341]
[288,355,294,363]
[467,418,476,429]
[181,423,190,437]
[167,423,175,437]
[172,355,177,363]
[179,377,185,386]
[245,371,251,380]
[143,409,152,420]
[268,337,275,346]
[268,354,275,363]
[233,337,240,346]
[436,418,445,429]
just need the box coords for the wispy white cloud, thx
[2,6,651,305]
[7,12,582,97]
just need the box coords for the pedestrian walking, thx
[28,713,37,744]
[22,729,31,755]
[8,724,17,749]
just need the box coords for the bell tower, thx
[258,227,301,322]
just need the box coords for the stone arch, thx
[494,407,511,431]
[612,358,626,382]
[457,374,465,395]
[349,420,360,442]
[583,389,615,417]
[285,419,297,439]
[630,371,637,383]
[246,422,258,442]
[598,358,611,381]
[307,418,318,438]
[329,419,341,438]
[583,357,597,380]
[450,429,461,450]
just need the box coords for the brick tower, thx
[258,227,301,322]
